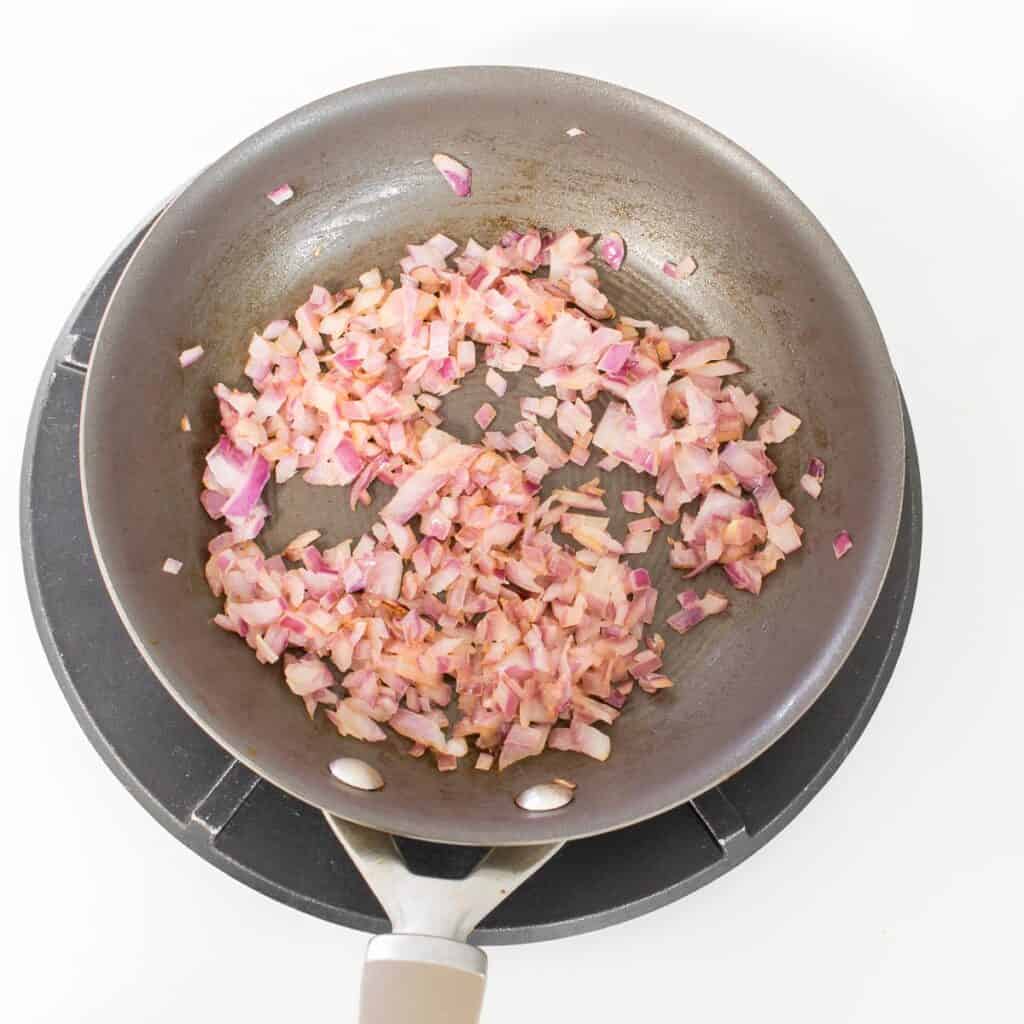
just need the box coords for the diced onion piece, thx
[622,490,645,514]
[833,531,854,559]
[667,589,729,635]
[758,407,802,445]
[549,721,610,762]
[597,232,625,271]
[179,345,204,368]
[263,319,290,339]
[800,474,822,499]
[474,403,497,430]
[624,531,653,553]
[663,255,697,279]
[266,184,294,205]
[432,153,472,197]
[162,557,183,575]
[485,369,507,397]
[284,530,321,560]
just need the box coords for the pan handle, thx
[359,934,487,1024]
[325,814,563,1023]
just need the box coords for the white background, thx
[2,1,1022,1020]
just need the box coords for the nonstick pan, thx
[80,68,904,1021]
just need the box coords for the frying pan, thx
[80,67,904,1022]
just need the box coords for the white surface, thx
[2,2,1022,1021]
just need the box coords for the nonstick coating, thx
[80,68,904,846]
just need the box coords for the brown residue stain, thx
[745,269,786,299]
[516,157,543,186]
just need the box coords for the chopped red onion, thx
[621,491,645,514]
[197,224,816,772]
[667,590,729,635]
[485,369,507,397]
[624,531,653,553]
[474,403,497,430]
[266,184,294,206]
[597,232,626,271]
[758,407,802,445]
[431,153,472,197]
[549,720,610,761]
[179,345,204,368]
[663,255,697,280]
[162,557,183,575]
[833,531,853,559]
[801,455,825,499]
[263,319,290,339]
[628,515,661,534]
[629,568,652,590]
[800,474,822,499]
[284,529,321,560]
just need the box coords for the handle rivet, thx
[330,757,384,791]
[515,782,574,812]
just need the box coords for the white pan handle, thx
[360,934,487,1024]
[324,814,563,1023]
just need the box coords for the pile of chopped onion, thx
[199,227,816,771]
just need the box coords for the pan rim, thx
[80,66,906,845]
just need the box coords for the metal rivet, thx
[329,757,384,791]
[515,782,575,812]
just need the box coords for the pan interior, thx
[81,68,904,846]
